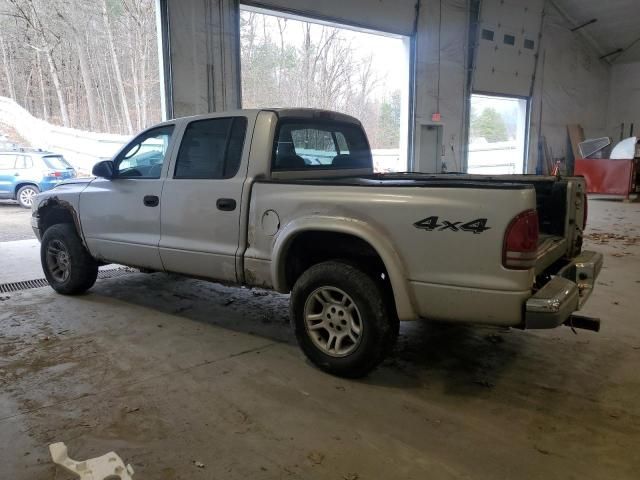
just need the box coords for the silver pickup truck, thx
[32,109,603,377]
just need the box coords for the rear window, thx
[43,155,72,170]
[273,120,372,171]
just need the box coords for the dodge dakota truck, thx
[32,108,603,377]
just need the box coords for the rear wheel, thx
[17,185,39,208]
[290,260,398,378]
[41,224,98,295]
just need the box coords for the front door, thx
[159,116,248,282]
[80,124,176,270]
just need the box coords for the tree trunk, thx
[87,45,109,131]
[21,0,70,127]
[105,56,123,133]
[128,29,142,131]
[36,51,48,121]
[139,30,148,128]
[43,46,70,127]
[23,65,34,108]
[101,0,133,134]
[0,35,16,99]
[75,37,99,131]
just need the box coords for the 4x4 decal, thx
[414,216,490,234]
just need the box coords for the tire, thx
[17,184,39,208]
[290,260,399,378]
[40,223,98,295]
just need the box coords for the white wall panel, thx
[606,61,640,140]
[527,2,610,171]
[413,0,470,172]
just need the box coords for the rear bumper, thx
[525,251,603,329]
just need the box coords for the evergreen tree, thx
[471,107,509,142]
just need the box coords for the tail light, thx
[47,171,62,177]
[503,210,539,270]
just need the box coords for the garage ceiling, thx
[552,0,640,63]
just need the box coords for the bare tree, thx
[0,0,160,135]
[101,0,132,134]
[240,12,394,149]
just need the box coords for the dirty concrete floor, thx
[0,197,639,479]
[0,202,33,241]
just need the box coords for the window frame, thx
[271,118,373,172]
[172,116,248,180]
[18,155,35,169]
[113,124,175,180]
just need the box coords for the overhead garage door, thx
[472,0,544,96]
[245,0,417,36]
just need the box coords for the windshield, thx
[273,120,372,171]
[43,155,73,170]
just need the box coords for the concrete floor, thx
[0,200,34,241]
[0,198,639,479]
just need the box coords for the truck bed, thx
[254,172,585,284]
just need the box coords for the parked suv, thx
[0,150,76,208]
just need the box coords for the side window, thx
[15,156,30,169]
[174,117,247,179]
[116,125,174,179]
[0,155,16,169]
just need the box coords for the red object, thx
[431,112,441,122]
[503,209,539,270]
[574,158,639,197]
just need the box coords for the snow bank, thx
[0,96,131,173]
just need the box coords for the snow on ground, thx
[0,96,130,175]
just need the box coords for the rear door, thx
[0,154,17,196]
[159,116,249,282]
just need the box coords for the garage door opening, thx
[467,94,528,174]
[239,5,411,172]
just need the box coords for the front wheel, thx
[41,224,98,295]
[290,260,398,378]
[17,185,39,208]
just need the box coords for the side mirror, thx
[92,160,115,179]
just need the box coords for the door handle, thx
[216,198,236,211]
[143,195,159,207]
